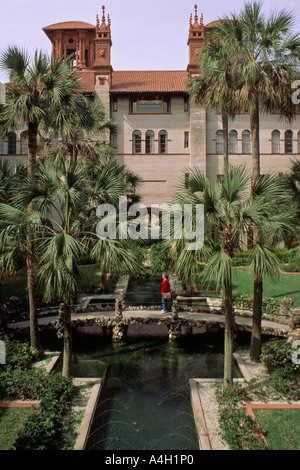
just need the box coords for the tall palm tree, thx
[0,48,83,352]
[169,165,284,389]
[212,2,300,361]
[188,34,242,173]
[0,47,118,352]
[214,1,300,177]
[248,174,296,361]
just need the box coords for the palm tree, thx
[188,36,241,173]
[248,174,296,361]
[214,1,300,177]
[0,48,84,352]
[169,165,285,389]
[211,3,300,361]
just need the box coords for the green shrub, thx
[150,243,170,278]
[3,338,38,370]
[260,339,300,401]
[14,374,75,450]
[0,368,46,400]
[215,383,267,450]
[261,339,300,375]
[276,247,299,264]
[233,294,280,315]
[0,338,75,450]
[231,251,250,266]
[281,262,300,273]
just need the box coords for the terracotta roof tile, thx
[76,70,95,93]
[74,70,189,94]
[110,71,189,93]
[43,21,95,31]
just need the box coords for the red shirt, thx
[161,278,170,295]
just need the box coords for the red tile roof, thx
[110,71,189,93]
[74,70,189,94]
[76,70,95,93]
[43,21,95,31]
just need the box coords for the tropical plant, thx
[210,2,300,361]
[188,32,244,173]
[247,173,296,361]
[169,165,287,389]
[214,1,300,177]
[0,48,84,352]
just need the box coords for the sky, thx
[1,0,300,82]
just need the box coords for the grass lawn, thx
[1,265,102,302]
[232,267,300,307]
[0,408,34,450]
[254,409,300,450]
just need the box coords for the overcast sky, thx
[1,0,300,82]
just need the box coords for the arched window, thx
[145,130,154,154]
[7,132,16,154]
[272,130,280,153]
[285,130,293,154]
[132,130,142,154]
[242,130,251,154]
[158,130,167,154]
[229,130,238,154]
[20,131,28,154]
[216,130,223,154]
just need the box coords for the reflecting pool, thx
[71,327,241,451]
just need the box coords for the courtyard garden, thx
[1,0,300,452]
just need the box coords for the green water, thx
[71,329,240,451]
[125,278,162,307]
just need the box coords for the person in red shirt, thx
[161,273,170,313]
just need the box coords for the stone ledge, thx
[73,378,102,451]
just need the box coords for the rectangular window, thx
[184,97,189,112]
[184,131,189,148]
[110,132,117,148]
[112,98,118,112]
[130,95,170,113]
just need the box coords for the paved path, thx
[7,309,290,336]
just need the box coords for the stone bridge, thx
[4,274,300,341]
[6,294,299,343]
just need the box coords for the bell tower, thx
[93,5,113,74]
[187,5,205,76]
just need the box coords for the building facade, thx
[1,5,300,206]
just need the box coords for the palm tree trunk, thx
[250,98,260,178]
[250,98,263,361]
[62,296,72,379]
[250,273,263,361]
[223,279,234,390]
[27,122,42,354]
[222,111,229,174]
[26,237,41,352]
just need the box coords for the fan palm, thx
[211,3,300,361]
[0,47,84,352]
[170,165,287,389]
[214,1,300,177]
[188,35,242,173]
[247,173,296,361]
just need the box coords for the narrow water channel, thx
[71,327,240,451]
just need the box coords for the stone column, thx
[168,300,181,341]
[112,291,127,341]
